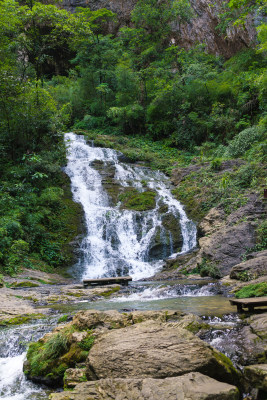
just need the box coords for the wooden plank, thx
[229,297,267,312]
[83,276,132,287]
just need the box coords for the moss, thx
[58,315,69,323]
[1,313,44,326]
[118,188,156,211]
[235,282,267,298]
[186,321,210,334]
[78,333,95,351]
[99,285,121,298]
[11,281,40,288]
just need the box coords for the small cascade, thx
[0,320,56,400]
[65,133,197,280]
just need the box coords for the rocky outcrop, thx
[198,221,256,276]
[86,320,239,385]
[230,251,267,280]
[61,0,257,58]
[50,373,239,400]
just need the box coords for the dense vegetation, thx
[0,0,266,275]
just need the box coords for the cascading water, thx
[64,132,197,280]
[0,319,56,400]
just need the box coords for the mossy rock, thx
[118,188,157,212]
[24,328,94,387]
[11,281,40,288]
[1,313,45,326]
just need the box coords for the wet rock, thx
[50,373,239,400]
[230,253,267,280]
[86,320,240,385]
[244,364,267,392]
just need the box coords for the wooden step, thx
[83,276,132,288]
[229,297,267,312]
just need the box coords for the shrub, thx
[210,158,222,171]
[226,126,264,157]
[198,258,222,279]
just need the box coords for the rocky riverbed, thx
[21,309,267,400]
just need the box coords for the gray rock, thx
[198,222,256,276]
[64,368,86,389]
[86,320,239,385]
[244,364,267,392]
[230,254,267,280]
[50,373,239,400]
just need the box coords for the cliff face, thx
[61,0,257,58]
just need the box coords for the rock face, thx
[86,320,239,385]
[50,373,239,400]
[61,0,257,58]
[230,251,267,280]
[198,221,256,276]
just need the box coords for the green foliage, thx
[78,334,95,351]
[197,258,222,279]
[58,315,69,323]
[235,282,267,298]
[226,127,265,157]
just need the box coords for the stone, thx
[198,221,256,276]
[247,313,267,340]
[244,364,267,391]
[50,373,239,400]
[72,309,132,331]
[199,207,226,236]
[86,320,239,385]
[230,254,267,280]
[64,368,86,389]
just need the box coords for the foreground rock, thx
[24,310,239,387]
[86,320,239,385]
[50,373,239,400]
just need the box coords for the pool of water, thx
[51,281,234,316]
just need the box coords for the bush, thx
[198,258,222,279]
[226,126,264,157]
[235,282,267,298]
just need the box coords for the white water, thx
[109,283,216,303]
[64,132,197,280]
[0,320,56,400]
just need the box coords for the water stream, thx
[0,319,57,400]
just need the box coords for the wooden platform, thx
[83,276,132,288]
[229,297,267,312]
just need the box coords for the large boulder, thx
[198,221,256,276]
[230,251,267,280]
[86,320,239,385]
[50,373,239,400]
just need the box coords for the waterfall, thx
[64,132,197,280]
